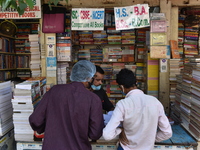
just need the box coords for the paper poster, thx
[150,46,170,59]
[150,33,167,45]
[160,59,168,72]
[114,4,150,30]
[46,57,56,71]
[150,20,167,32]
[71,8,105,30]
[0,0,41,19]
[47,44,55,57]
[47,36,56,45]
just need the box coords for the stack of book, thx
[56,39,71,61]
[93,31,107,44]
[12,81,41,141]
[29,34,41,77]
[57,63,69,84]
[0,81,14,136]
[169,59,182,102]
[180,62,193,129]
[184,25,199,57]
[135,63,145,91]
[136,28,148,61]
[107,28,121,44]
[121,46,135,62]
[178,14,185,57]
[108,47,122,62]
[78,49,90,60]
[121,30,135,44]
[170,74,183,123]
[90,49,103,62]
[79,31,93,44]
[26,77,47,97]
[188,57,200,140]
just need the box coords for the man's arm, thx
[103,102,123,140]
[155,105,173,142]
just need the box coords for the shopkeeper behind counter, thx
[90,65,115,112]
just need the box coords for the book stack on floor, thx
[12,81,41,141]
[29,34,41,77]
[169,59,183,102]
[188,57,200,140]
[0,81,14,136]
[57,63,69,84]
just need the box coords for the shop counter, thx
[16,125,198,150]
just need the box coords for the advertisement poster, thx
[46,57,56,71]
[0,0,41,19]
[47,44,55,57]
[114,4,150,30]
[71,8,105,30]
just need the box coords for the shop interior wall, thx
[41,0,200,113]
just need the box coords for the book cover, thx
[150,20,167,32]
[150,33,167,45]
[150,45,170,59]
[170,40,180,59]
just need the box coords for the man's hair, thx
[116,68,136,88]
[95,65,104,74]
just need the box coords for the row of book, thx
[77,46,134,62]
[0,38,15,53]
[15,23,39,53]
[72,29,136,45]
[0,54,30,69]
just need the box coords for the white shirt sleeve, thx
[155,105,173,142]
[103,102,123,140]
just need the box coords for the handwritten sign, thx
[114,4,150,30]
[0,0,41,19]
[71,8,105,30]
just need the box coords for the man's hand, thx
[119,128,129,146]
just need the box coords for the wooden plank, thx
[171,0,200,6]
[45,33,57,85]
[39,19,46,78]
[159,0,171,114]
[170,7,178,41]
[170,125,197,146]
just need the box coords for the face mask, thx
[91,85,101,90]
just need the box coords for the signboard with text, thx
[114,4,150,30]
[0,0,41,19]
[71,8,105,30]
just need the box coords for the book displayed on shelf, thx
[170,40,181,59]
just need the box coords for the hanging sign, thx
[0,0,41,19]
[114,4,150,30]
[71,8,105,30]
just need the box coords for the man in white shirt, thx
[103,68,172,150]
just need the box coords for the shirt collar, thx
[125,89,144,98]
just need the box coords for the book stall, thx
[1,0,200,150]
